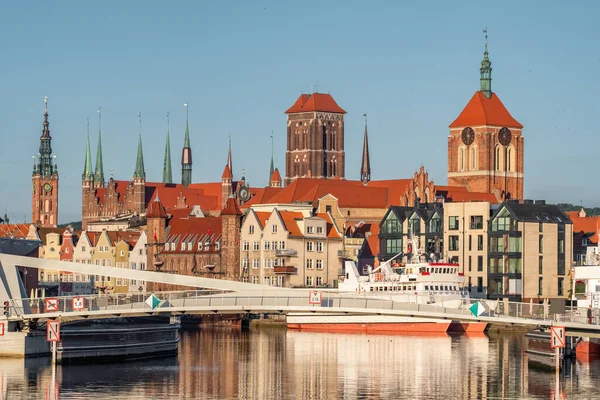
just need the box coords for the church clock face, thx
[239,186,250,202]
[461,127,475,146]
[43,183,52,193]
[498,127,512,146]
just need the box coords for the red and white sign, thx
[47,321,60,342]
[309,291,322,305]
[551,326,566,349]
[0,322,4,336]
[45,298,59,312]
[72,297,85,311]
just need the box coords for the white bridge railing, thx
[5,290,600,328]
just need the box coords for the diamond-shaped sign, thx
[469,301,485,317]
[145,294,160,310]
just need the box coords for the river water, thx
[1,327,600,399]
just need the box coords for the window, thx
[539,235,543,253]
[539,222,543,233]
[197,242,202,251]
[307,242,314,252]
[316,259,323,270]
[559,238,565,254]
[558,278,564,296]
[249,225,255,234]
[120,250,124,256]
[382,214,401,234]
[538,277,543,296]
[326,205,332,213]
[492,208,514,232]
[449,236,459,251]
[272,225,277,233]
[307,226,314,234]
[428,215,442,233]
[477,256,483,272]
[141,262,146,270]
[116,278,122,286]
[316,276,323,286]
[187,242,192,251]
[495,145,504,171]
[449,216,459,230]
[264,277,270,285]
[458,146,466,171]
[539,256,543,274]
[409,214,420,235]
[243,241,249,251]
[306,259,314,269]
[470,215,483,229]
[279,241,286,250]
[385,238,402,254]
[470,146,478,170]
[477,277,483,293]
[306,276,314,287]
[180,243,185,251]
[242,258,249,269]
[252,276,259,284]
[131,262,137,270]
[509,237,521,252]
[477,235,484,251]
[468,256,472,272]
[272,241,278,250]
[316,242,324,252]
[65,248,70,254]
[468,235,472,251]
[82,246,86,252]
[252,259,259,269]
[253,241,260,251]
[264,241,271,251]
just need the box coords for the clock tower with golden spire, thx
[32,97,59,227]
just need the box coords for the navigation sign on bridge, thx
[46,321,60,342]
[551,326,566,348]
[145,294,160,310]
[469,301,485,317]
[45,298,59,312]
[309,291,322,305]
[72,297,85,311]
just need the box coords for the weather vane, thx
[483,27,488,42]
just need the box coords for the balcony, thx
[275,249,297,257]
[274,266,296,274]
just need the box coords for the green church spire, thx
[94,107,105,183]
[82,116,93,180]
[480,28,492,98]
[133,113,145,179]
[181,102,192,187]
[162,112,173,184]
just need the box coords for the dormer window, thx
[317,226,323,234]
[215,242,220,251]
[307,226,314,234]
[187,242,192,251]
[181,243,185,251]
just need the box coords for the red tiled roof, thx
[0,224,31,239]
[164,216,222,254]
[315,213,341,239]
[221,165,233,180]
[147,199,167,218]
[221,197,242,216]
[241,187,284,208]
[285,93,346,114]
[570,214,600,244]
[253,212,271,229]
[449,91,522,129]
[277,211,304,237]
[270,168,282,183]
[85,231,100,246]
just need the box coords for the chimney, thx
[523,199,534,205]
[535,200,546,205]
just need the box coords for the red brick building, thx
[447,42,524,201]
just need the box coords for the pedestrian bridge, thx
[2,254,600,334]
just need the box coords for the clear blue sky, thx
[1,0,599,223]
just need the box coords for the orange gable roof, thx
[570,214,600,244]
[449,91,523,129]
[270,168,282,183]
[0,224,31,239]
[277,211,304,237]
[315,213,341,238]
[285,93,346,114]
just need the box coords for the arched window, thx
[458,146,466,171]
[469,146,478,171]
[495,145,504,171]
[507,145,515,172]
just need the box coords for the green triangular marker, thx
[145,294,160,310]
[469,301,485,317]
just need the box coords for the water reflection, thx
[2,328,600,399]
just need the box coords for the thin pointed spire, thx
[83,116,93,180]
[360,113,371,185]
[227,134,233,175]
[94,107,105,183]
[181,102,192,187]
[134,112,145,179]
[480,28,492,98]
[37,96,55,177]
[269,133,275,181]
[162,112,173,184]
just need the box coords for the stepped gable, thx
[285,93,346,114]
[449,91,522,129]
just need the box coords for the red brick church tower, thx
[448,39,524,201]
[284,93,346,185]
[32,97,59,227]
